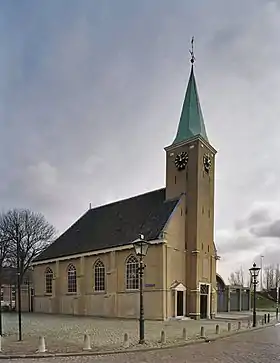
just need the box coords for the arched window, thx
[93,260,105,292]
[45,267,53,294]
[126,255,139,290]
[67,264,77,293]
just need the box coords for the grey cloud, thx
[3,1,280,282]
[251,220,280,238]
[218,234,262,255]
[235,208,271,230]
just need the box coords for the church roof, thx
[35,188,179,262]
[173,65,208,145]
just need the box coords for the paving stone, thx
[1,312,271,357]
[2,325,279,362]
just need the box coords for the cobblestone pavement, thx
[3,325,280,362]
[2,312,259,354]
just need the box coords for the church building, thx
[32,55,219,320]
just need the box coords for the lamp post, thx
[16,238,22,341]
[133,234,150,344]
[249,262,261,328]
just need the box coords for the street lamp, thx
[260,255,264,291]
[249,262,261,327]
[133,234,150,344]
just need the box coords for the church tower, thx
[165,40,217,319]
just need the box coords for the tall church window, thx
[45,267,53,294]
[126,255,139,290]
[67,264,77,293]
[93,260,105,291]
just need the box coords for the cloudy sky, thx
[2,0,280,282]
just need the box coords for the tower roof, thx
[173,65,208,145]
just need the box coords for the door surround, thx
[170,281,186,318]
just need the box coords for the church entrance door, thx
[200,284,210,319]
[200,295,207,319]
[177,291,184,316]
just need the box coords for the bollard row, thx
[3,317,271,355]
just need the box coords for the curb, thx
[204,321,276,342]
[0,322,276,360]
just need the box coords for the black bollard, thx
[264,314,267,324]
[277,307,279,321]
[268,313,270,323]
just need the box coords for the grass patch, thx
[253,293,277,311]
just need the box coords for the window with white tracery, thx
[45,267,53,294]
[94,260,105,292]
[126,255,139,290]
[67,264,77,293]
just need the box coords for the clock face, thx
[203,153,212,173]
[174,152,188,170]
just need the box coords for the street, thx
[5,325,280,362]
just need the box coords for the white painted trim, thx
[171,282,186,291]
[174,290,186,318]
[32,239,165,266]
[170,281,187,318]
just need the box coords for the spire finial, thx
[189,36,195,64]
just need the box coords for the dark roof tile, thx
[35,188,179,262]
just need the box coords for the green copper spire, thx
[173,38,208,145]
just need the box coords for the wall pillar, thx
[211,288,216,318]
[248,288,251,310]
[107,251,117,317]
[53,261,60,313]
[226,286,231,312]
[238,288,242,311]
[189,289,200,320]
[78,256,86,315]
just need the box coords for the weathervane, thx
[189,36,195,64]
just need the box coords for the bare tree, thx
[0,208,56,340]
[275,264,280,288]
[0,231,10,334]
[228,266,245,286]
[0,209,56,283]
[263,264,275,290]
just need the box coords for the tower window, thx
[202,206,204,214]
[174,176,177,184]
[208,210,211,218]
[202,243,204,250]
[208,245,210,252]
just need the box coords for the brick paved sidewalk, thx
[1,312,273,356]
